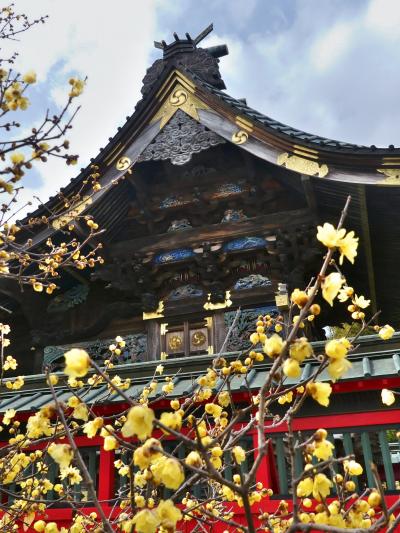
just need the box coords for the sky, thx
[3,0,400,210]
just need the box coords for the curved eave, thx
[21,64,400,250]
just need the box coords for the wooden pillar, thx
[212,312,227,354]
[146,320,160,361]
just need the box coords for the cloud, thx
[5,0,400,216]
[3,0,157,212]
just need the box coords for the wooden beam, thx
[111,208,313,256]
[358,185,377,315]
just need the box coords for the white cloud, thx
[365,0,400,39]
[310,22,356,73]
[3,0,157,212]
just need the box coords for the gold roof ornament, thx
[52,195,93,230]
[203,290,232,310]
[151,78,209,129]
[277,152,329,178]
[115,156,131,171]
[232,130,249,144]
[377,168,400,185]
[143,300,164,320]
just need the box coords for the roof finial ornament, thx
[144,24,228,95]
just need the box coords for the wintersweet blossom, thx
[381,388,396,406]
[156,500,182,530]
[263,334,285,358]
[322,272,344,306]
[379,324,395,340]
[317,223,345,248]
[325,338,351,359]
[121,405,155,440]
[131,509,159,533]
[338,230,358,264]
[307,382,332,407]
[48,443,73,469]
[64,348,90,378]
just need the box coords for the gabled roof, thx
[24,27,400,227]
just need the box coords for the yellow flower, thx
[72,402,88,421]
[131,509,159,533]
[121,405,155,440]
[283,358,301,378]
[151,456,184,490]
[68,78,85,98]
[328,357,352,381]
[232,446,246,464]
[33,521,46,532]
[44,523,59,533]
[344,460,363,476]
[297,477,313,497]
[48,443,73,469]
[291,288,309,308]
[2,408,16,425]
[379,324,395,340]
[353,294,370,309]
[278,391,293,405]
[10,152,25,165]
[185,451,202,468]
[313,473,332,501]
[159,411,182,431]
[325,338,351,359]
[338,286,353,302]
[337,230,358,265]
[103,435,118,451]
[27,410,53,438]
[22,70,37,84]
[263,334,285,358]
[381,388,396,406]
[313,440,334,461]
[368,491,381,508]
[156,499,182,530]
[307,382,332,407]
[217,390,230,407]
[205,403,222,418]
[64,348,90,378]
[317,223,345,248]
[322,272,344,306]
[3,355,17,371]
[289,338,313,362]
[83,417,103,438]
[60,466,82,485]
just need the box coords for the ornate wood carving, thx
[138,110,225,166]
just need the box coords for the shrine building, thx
[1,24,400,527]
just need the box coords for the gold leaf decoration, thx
[143,300,164,320]
[377,168,400,185]
[52,196,92,230]
[277,152,329,178]
[151,83,209,129]
[169,89,188,106]
[204,291,232,310]
[115,156,131,171]
[232,130,249,145]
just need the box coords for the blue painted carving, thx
[224,306,278,351]
[153,248,195,264]
[43,332,147,370]
[221,209,247,223]
[47,284,89,313]
[234,274,272,291]
[167,218,192,232]
[166,284,204,300]
[212,180,246,199]
[159,195,198,209]
[223,236,266,252]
